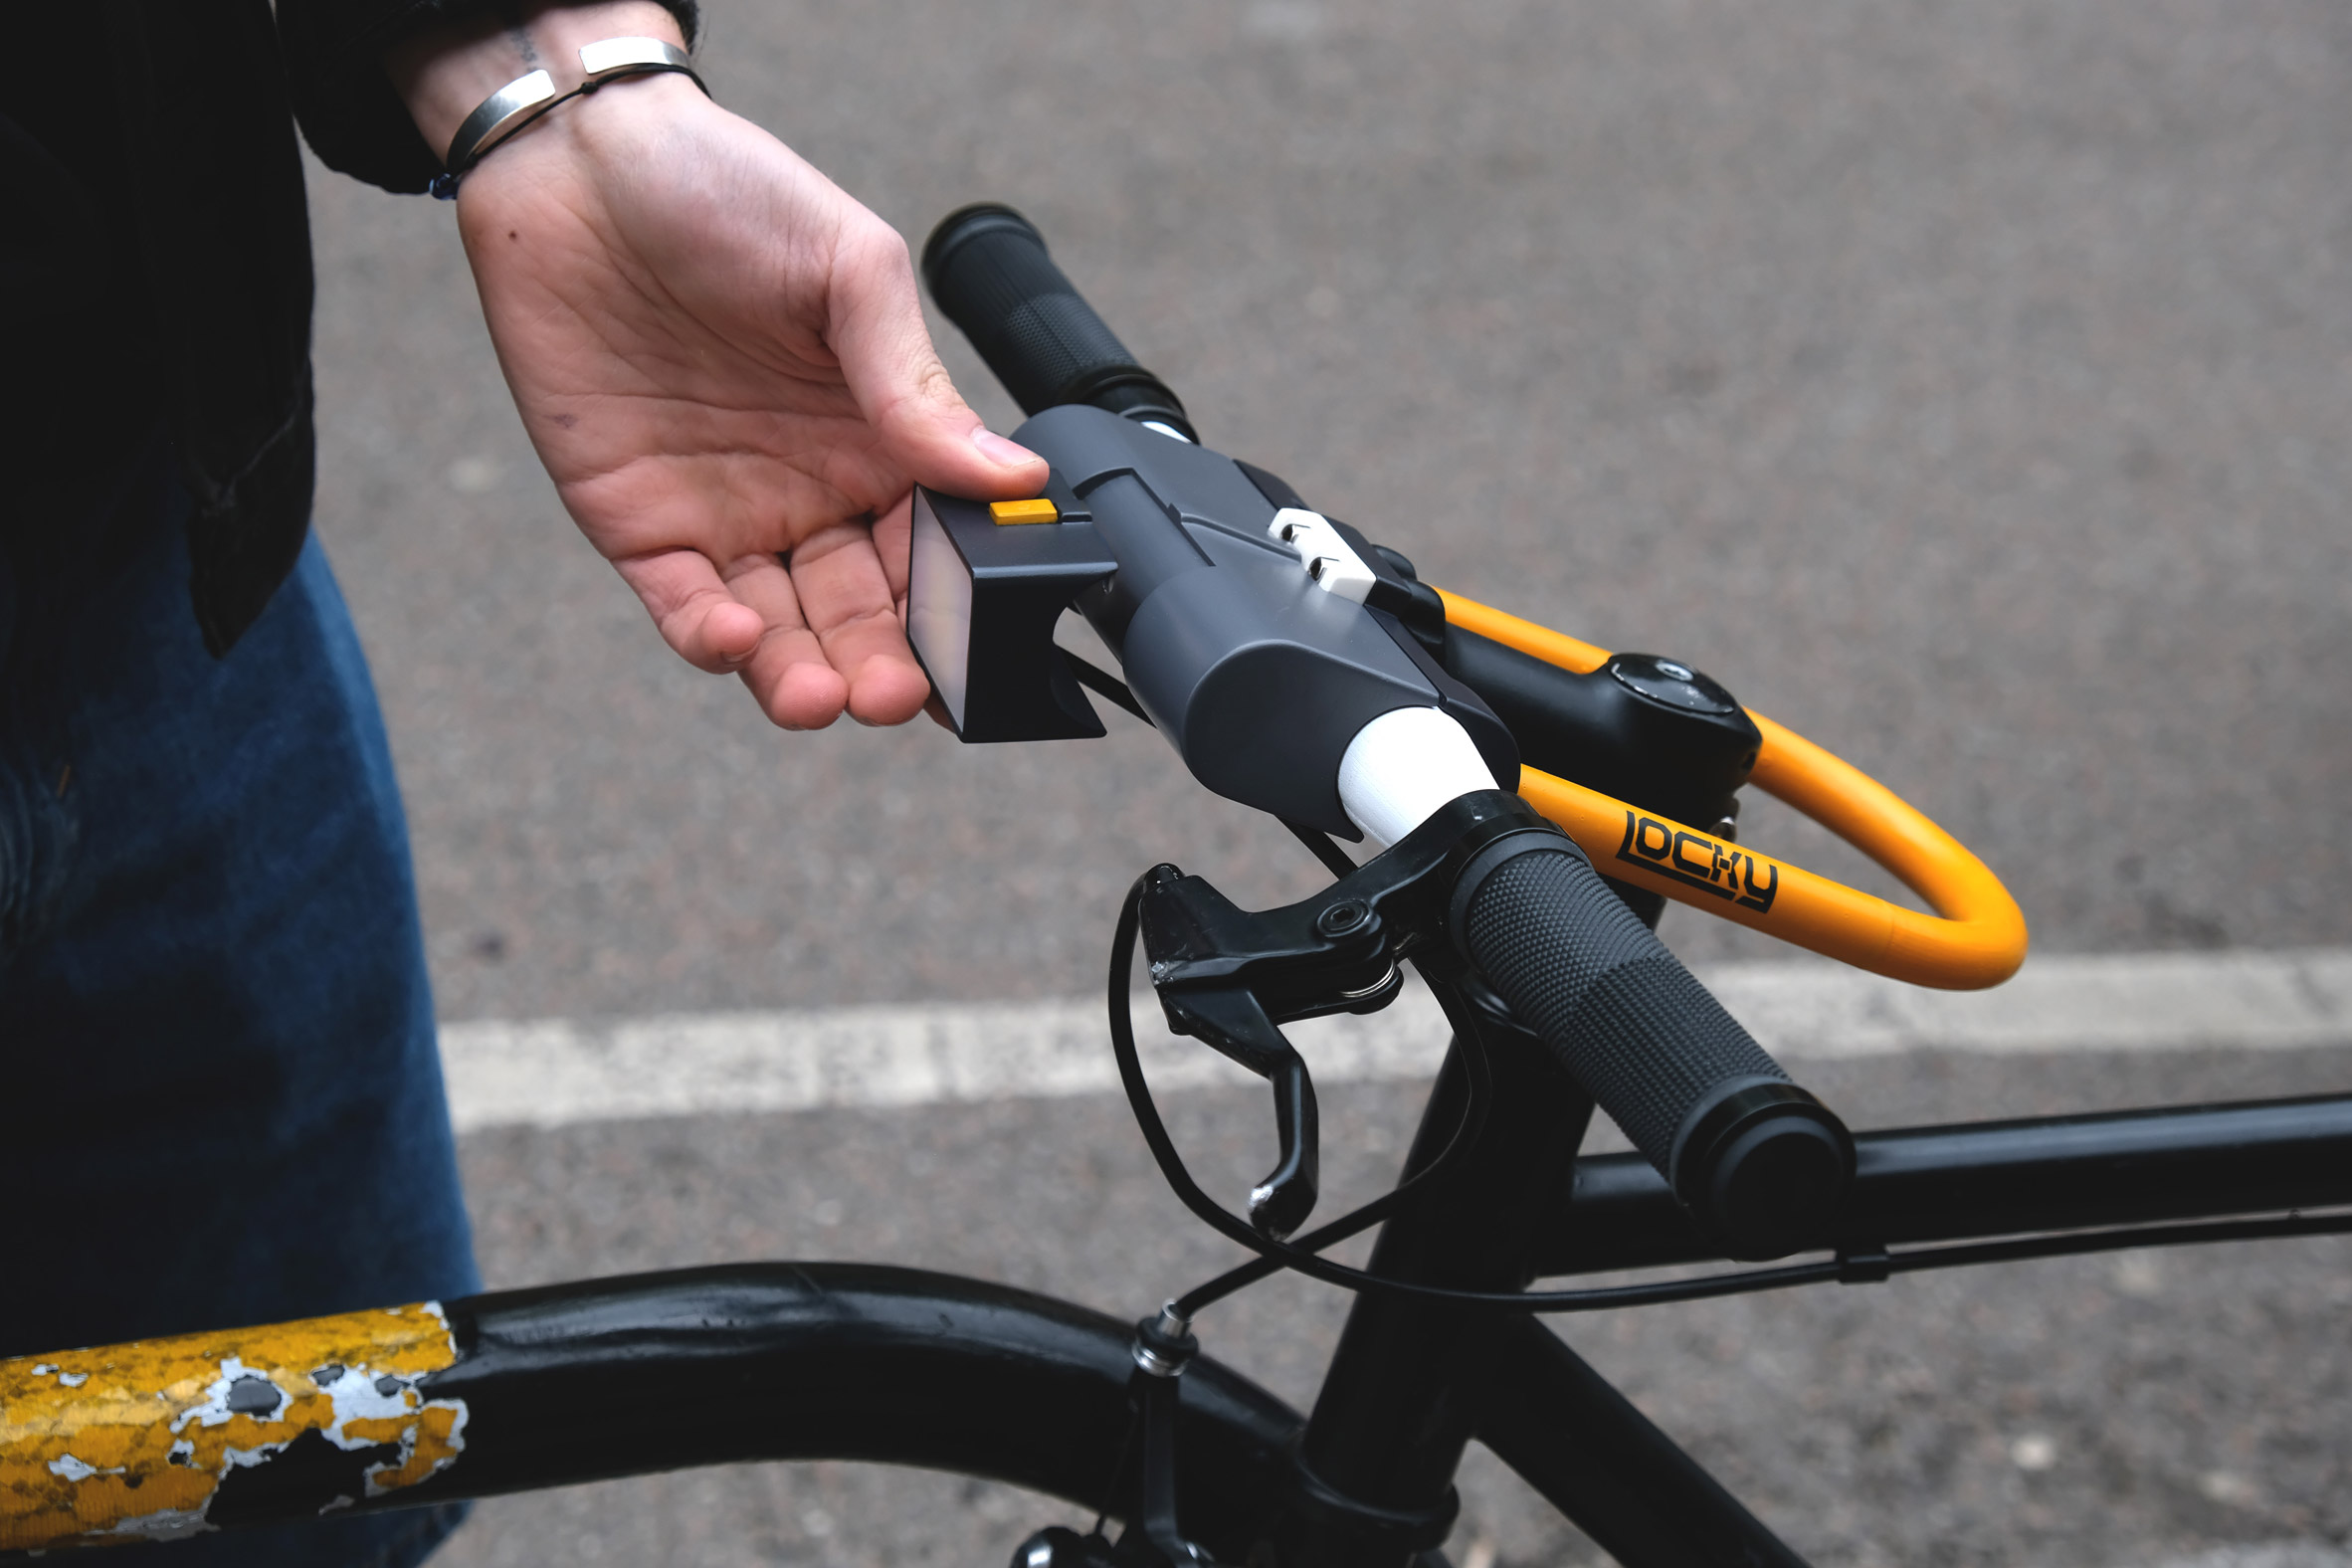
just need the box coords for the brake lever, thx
[1141,864,1404,1241]
[1133,790,1550,1238]
[1141,959,1327,1239]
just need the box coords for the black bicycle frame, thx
[1547,1089,2352,1277]
[413,1031,2352,1568]
[30,1042,2343,1566]
[1285,1002,1831,1567]
[1277,1008,2352,1567]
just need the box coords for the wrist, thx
[388,0,687,162]
[449,67,716,210]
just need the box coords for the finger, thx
[873,490,913,602]
[786,521,933,726]
[825,218,1049,499]
[719,553,854,730]
[611,548,764,672]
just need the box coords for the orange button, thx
[989,498,1061,525]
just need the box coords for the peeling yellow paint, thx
[362,1406,466,1493]
[0,1302,466,1550]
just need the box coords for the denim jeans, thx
[0,440,480,1567]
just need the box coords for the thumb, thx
[829,218,1049,499]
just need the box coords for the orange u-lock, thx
[1436,590,2029,990]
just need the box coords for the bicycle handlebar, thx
[920,204,1197,439]
[912,202,1953,1251]
[1452,831,1853,1258]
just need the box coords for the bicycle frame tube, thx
[11,1102,2347,1564]
[1277,1052,2352,1567]
[1540,1091,2352,1276]
[1475,1315,1810,1568]
[0,1265,1304,1557]
[1284,1011,1589,1565]
[1277,996,1817,1568]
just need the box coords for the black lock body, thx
[904,488,1117,743]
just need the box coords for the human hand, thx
[389,3,1045,728]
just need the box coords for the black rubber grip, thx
[920,204,1194,437]
[1459,838,1854,1259]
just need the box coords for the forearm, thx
[385,1,686,163]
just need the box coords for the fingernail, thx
[972,428,1039,469]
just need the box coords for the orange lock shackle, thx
[1436,590,2029,990]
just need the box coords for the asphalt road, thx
[290,0,2352,1563]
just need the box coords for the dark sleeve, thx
[277,0,701,194]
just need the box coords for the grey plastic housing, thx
[1010,405,1513,837]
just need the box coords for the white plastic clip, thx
[1266,507,1378,604]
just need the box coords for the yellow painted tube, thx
[1438,591,2028,990]
[1435,588,1612,675]
[0,1303,465,1551]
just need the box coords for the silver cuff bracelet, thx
[433,37,706,198]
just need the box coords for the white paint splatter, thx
[103,1322,470,1544]
[105,1505,214,1542]
[220,1443,289,1471]
[306,1362,468,1494]
[169,1359,270,1436]
[315,1365,418,1439]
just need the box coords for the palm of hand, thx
[454,80,1041,728]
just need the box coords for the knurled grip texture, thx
[921,205,1154,417]
[1462,846,1788,1175]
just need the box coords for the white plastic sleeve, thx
[1337,706,1500,848]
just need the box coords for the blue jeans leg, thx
[0,454,480,1567]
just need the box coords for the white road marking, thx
[439,948,2352,1133]
[2154,1548,2352,1568]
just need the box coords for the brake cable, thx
[1114,875,1837,1313]
[1065,651,1151,726]
[1069,651,1483,1311]
[1067,648,1358,882]
[1167,960,1494,1318]
[1110,877,2352,1315]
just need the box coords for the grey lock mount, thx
[914,202,1513,831]
[906,406,1519,837]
